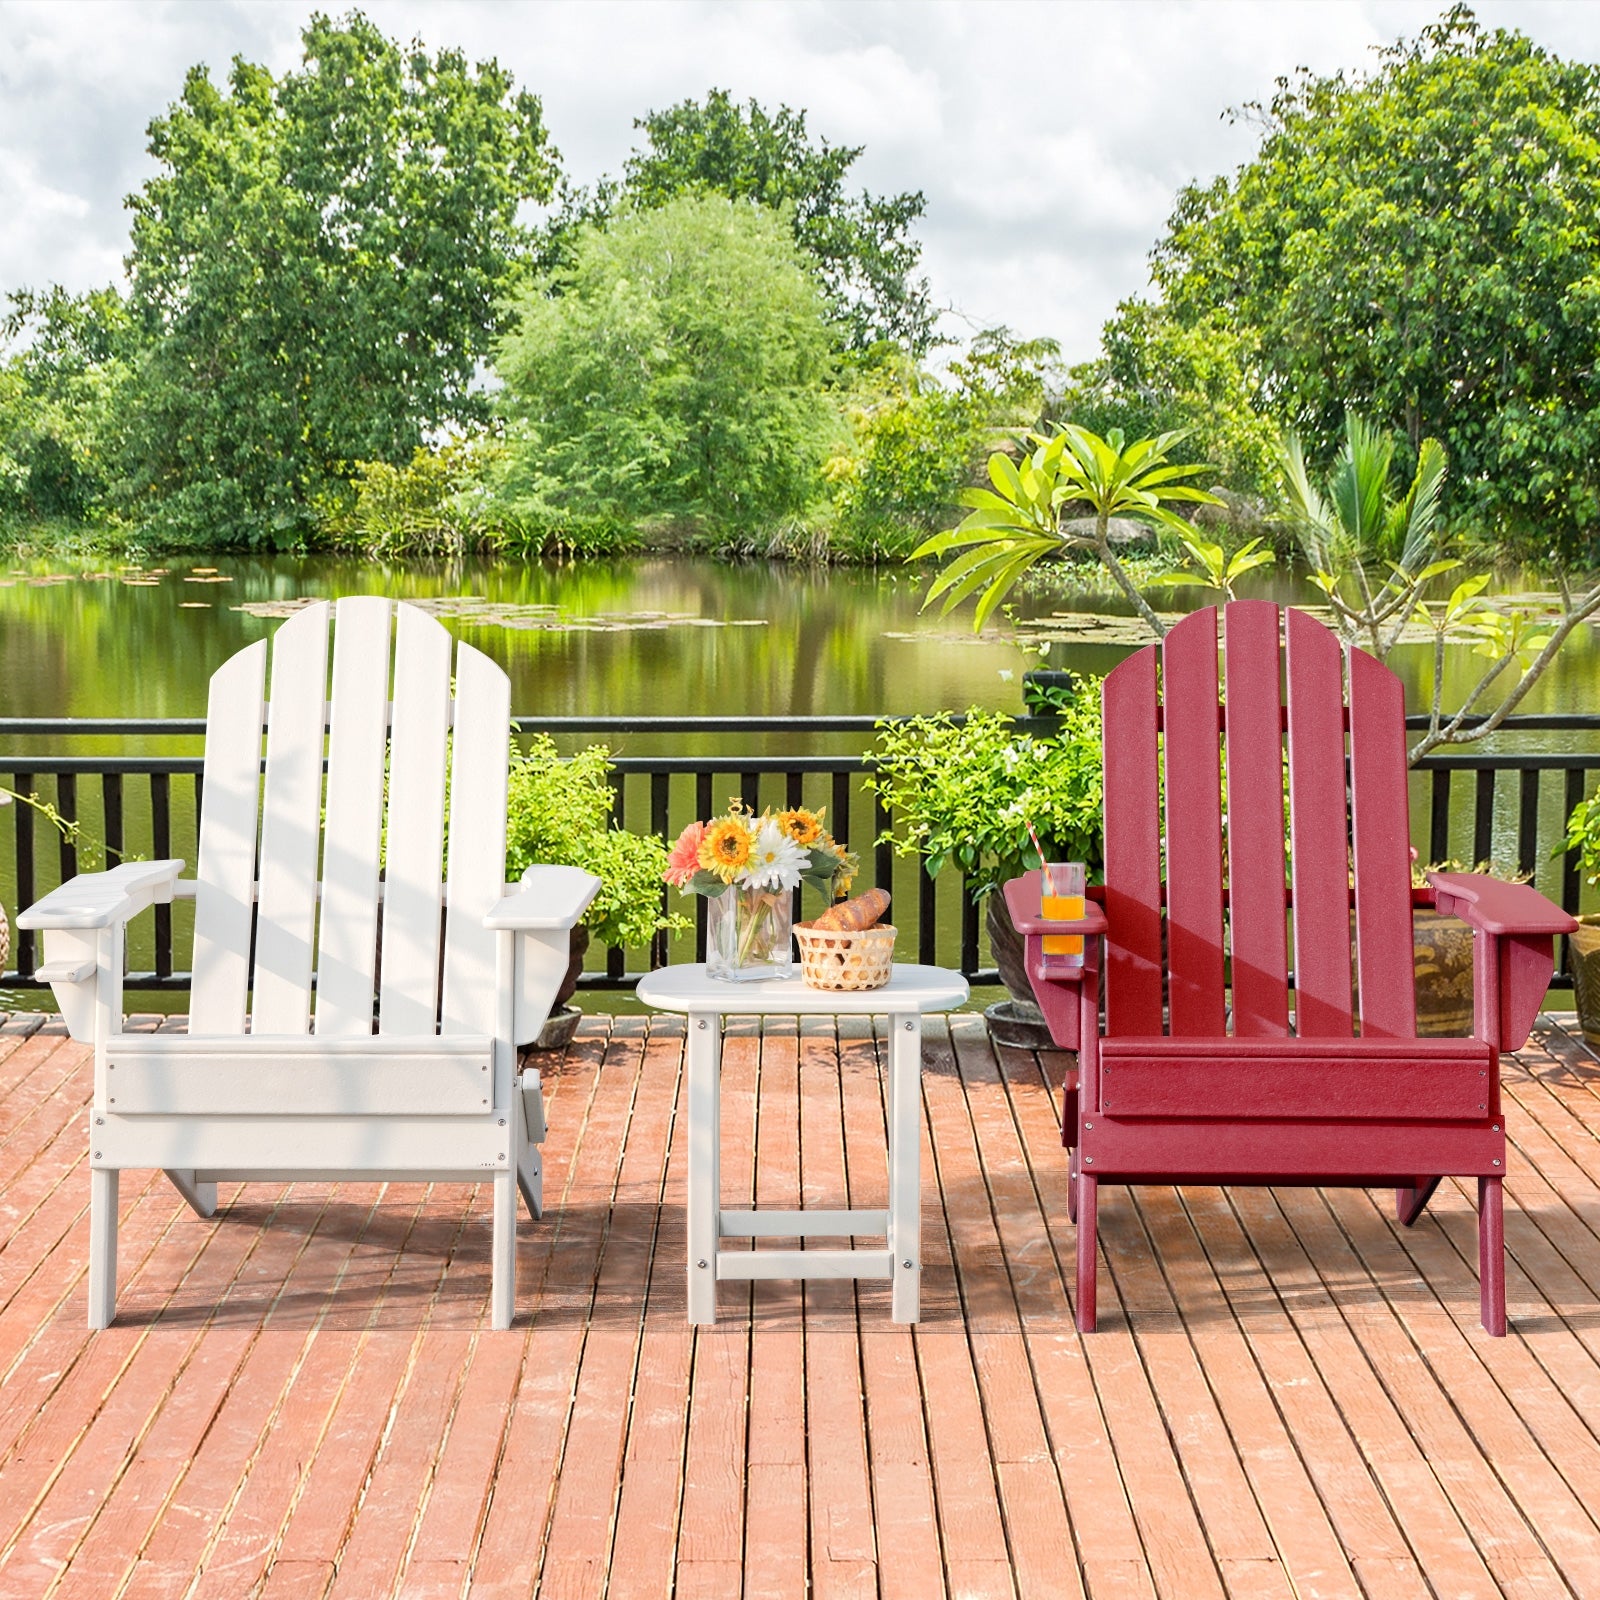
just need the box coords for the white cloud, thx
[1,0,1597,362]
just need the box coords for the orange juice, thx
[1041,893,1085,958]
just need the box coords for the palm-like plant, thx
[1279,412,1453,659]
[914,425,1221,635]
[1280,412,1600,762]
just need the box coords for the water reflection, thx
[0,552,1596,750]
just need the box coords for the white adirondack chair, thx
[19,597,599,1330]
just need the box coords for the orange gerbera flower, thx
[699,817,754,883]
[776,806,825,847]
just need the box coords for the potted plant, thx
[1558,792,1600,1046]
[868,679,1102,1040]
[1408,857,1532,1037]
[505,735,687,1048]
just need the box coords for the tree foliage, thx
[119,10,557,547]
[0,287,134,522]
[1280,413,1600,760]
[554,89,933,356]
[1060,301,1281,502]
[826,329,1059,557]
[1138,5,1600,561]
[494,193,837,537]
[917,425,1221,633]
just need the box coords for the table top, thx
[635,963,970,1017]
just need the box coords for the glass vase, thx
[706,884,794,981]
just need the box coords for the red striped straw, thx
[1026,823,1056,896]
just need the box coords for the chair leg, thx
[1076,1174,1098,1333]
[1479,1176,1507,1337]
[1395,1176,1442,1227]
[490,1168,517,1331]
[88,1167,118,1330]
[1067,1146,1079,1224]
[516,1144,544,1222]
[516,1079,545,1221]
[165,1169,218,1219]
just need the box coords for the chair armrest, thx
[485,864,602,931]
[1002,870,1109,938]
[17,860,185,932]
[1426,872,1577,936]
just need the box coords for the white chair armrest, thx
[485,864,602,931]
[17,859,186,931]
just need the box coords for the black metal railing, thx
[3,710,1599,997]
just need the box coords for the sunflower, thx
[776,806,825,847]
[699,816,755,883]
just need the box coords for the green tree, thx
[550,89,932,356]
[119,11,557,547]
[494,193,837,537]
[1136,5,1600,560]
[828,329,1060,557]
[0,286,134,522]
[1060,302,1281,502]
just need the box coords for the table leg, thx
[890,1013,922,1322]
[686,1012,721,1324]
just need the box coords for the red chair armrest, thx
[1425,872,1576,936]
[1002,870,1110,938]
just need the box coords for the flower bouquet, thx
[665,803,858,981]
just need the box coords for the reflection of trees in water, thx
[8,554,1600,735]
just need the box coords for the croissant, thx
[811,887,890,932]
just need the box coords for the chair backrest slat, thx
[1348,647,1417,1038]
[251,603,330,1035]
[1102,644,1165,1036]
[1284,608,1355,1037]
[314,597,394,1036]
[440,640,511,1036]
[1222,602,1290,1036]
[378,604,452,1036]
[1102,603,1420,1044]
[190,641,267,1035]
[1161,609,1226,1036]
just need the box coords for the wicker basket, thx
[793,920,896,991]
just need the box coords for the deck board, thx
[5,1010,1600,1597]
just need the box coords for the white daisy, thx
[739,819,807,892]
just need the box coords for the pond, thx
[3,551,1598,742]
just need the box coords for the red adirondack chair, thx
[1004,602,1575,1335]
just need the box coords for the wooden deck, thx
[4,1009,1600,1599]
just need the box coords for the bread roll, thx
[811,888,890,932]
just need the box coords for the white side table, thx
[635,963,969,1324]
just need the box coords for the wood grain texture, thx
[1222,601,1290,1037]
[1285,608,1354,1039]
[1160,607,1226,1037]
[5,1007,1600,1597]
[1102,644,1164,1038]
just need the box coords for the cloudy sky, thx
[4,0,1599,362]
